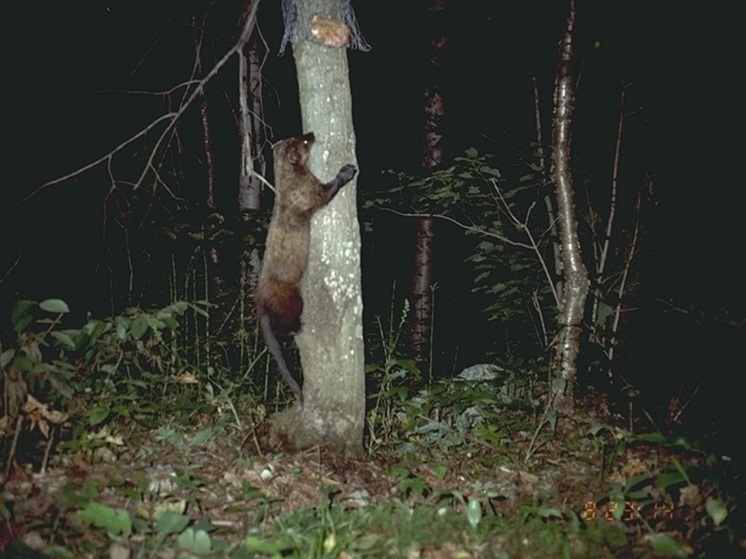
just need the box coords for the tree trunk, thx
[410,218,435,370]
[549,0,588,416]
[192,7,224,352]
[237,30,266,212]
[272,0,365,455]
[410,0,447,374]
[237,23,266,364]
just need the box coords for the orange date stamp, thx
[581,501,675,522]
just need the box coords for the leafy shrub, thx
[1,298,213,464]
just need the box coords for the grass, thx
[1,300,742,558]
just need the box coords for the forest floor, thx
[2,401,743,559]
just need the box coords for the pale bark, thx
[238,30,266,212]
[237,26,266,347]
[272,0,365,454]
[549,0,589,416]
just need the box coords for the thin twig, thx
[8,0,263,212]
[374,206,533,249]
[0,251,22,287]
[605,194,640,366]
[531,76,562,281]
[492,182,560,306]
[134,0,262,189]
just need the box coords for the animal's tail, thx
[259,312,304,405]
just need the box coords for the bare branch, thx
[126,14,174,81]
[0,251,22,287]
[605,194,641,365]
[373,206,533,249]
[532,76,561,280]
[8,112,177,213]
[97,81,202,97]
[532,289,549,346]
[8,0,263,212]
[492,181,560,306]
[134,0,262,190]
[597,85,626,276]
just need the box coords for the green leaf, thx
[170,301,189,313]
[647,533,689,557]
[433,464,448,480]
[396,358,422,377]
[130,316,149,339]
[73,330,93,352]
[626,473,654,492]
[705,497,728,526]
[466,498,482,528]
[191,429,215,447]
[595,301,614,327]
[156,510,190,535]
[537,505,563,519]
[634,432,667,444]
[546,409,558,431]
[160,316,178,330]
[243,535,284,554]
[116,321,127,340]
[177,527,212,554]
[13,355,33,372]
[76,503,132,535]
[39,298,70,314]
[11,300,35,333]
[658,471,686,491]
[0,349,15,368]
[588,423,609,437]
[50,331,76,350]
[88,407,110,426]
[399,477,429,496]
[480,165,502,178]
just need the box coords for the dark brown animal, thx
[256,132,357,404]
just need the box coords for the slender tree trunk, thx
[237,17,266,357]
[272,0,365,455]
[192,7,223,357]
[531,76,562,294]
[549,0,588,416]
[410,218,435,369]
[411,0,447,374]
[238,29,266,212]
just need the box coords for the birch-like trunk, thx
[549,1,589,416]
[237,23,266,367]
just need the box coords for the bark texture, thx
[238,27,266,327]
[410,0,447,371]
[550,1,589,416]
[272,0,365,455]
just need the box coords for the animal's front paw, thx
[338,164,357,183]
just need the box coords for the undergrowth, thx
[1,299,742,558]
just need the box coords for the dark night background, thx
[4,1,744,457]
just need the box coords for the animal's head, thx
[273,132,315,169]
